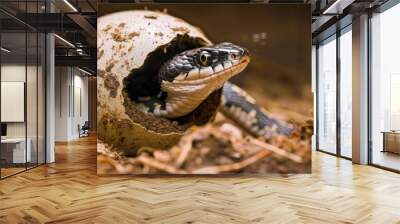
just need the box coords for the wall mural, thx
[97,4,312,175]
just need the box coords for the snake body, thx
[221,82,293,137]
[128,42,293,137]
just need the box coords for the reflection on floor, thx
[373,150,400,171]
[0,163,41,178]
[0,167,25,178]
[0,136,400,223]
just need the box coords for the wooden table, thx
[382,131,400,154]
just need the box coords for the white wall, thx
[71,73,89,138]
[54,67,89,141]
[55,66,69,141]
[1,65,26,140]
[1,65,38,138]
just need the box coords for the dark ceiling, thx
[0,0,392,74]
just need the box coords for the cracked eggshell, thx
[97,10,211,155]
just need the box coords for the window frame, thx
[315,23,353,160]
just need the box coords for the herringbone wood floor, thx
[0,136,399,224]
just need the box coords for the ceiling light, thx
[54,34,75,48]
[78,67,93,76]
[323,0,355,15]
[76,48,86,55]
[63,0,78,12]
[1,47,11,53]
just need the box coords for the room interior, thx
[0,29,46,178]
[314,1,400,171]
[0,0,399,223]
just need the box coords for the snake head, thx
[158,42,250,84]
[156,42,250,118]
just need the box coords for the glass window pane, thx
[27,31,38,169]
[318,36,337,154]
[1,31,27,177]
[371,3,400,171]
[0,0,46,179]
[339,28,352,158]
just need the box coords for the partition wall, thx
[0,1,47,179]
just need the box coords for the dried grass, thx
[98,117,312,175]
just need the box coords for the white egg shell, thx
[97,10,212,154]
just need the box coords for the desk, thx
[1,138,31,163]
[382,131,400,155]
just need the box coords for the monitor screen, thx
[1,123,7,137]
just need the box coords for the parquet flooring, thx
[0,135,399,224]
[1,167,26,178]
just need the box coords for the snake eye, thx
[199,51,210,66]
[230,53,239,60]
